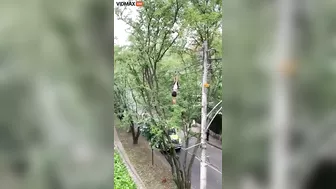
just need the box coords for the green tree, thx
[177,0,222,107]
[114,46,142,144]
[115,1,200,188]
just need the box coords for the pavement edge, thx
[115,141,147,189]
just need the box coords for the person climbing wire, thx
[172,73,179,104]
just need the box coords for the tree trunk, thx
[130,120,141,144]
[174,173,192,189]
[164,152,193,189]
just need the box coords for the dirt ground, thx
[116,127,175,189]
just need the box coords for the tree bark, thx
[130,120,141,144]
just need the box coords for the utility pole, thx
[200,40,209,189]
[270,0,296,189]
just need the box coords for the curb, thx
[207,141,222,150]
[114,141,147,189]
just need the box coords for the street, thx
[179,136,222,189]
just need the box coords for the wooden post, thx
[152,148,154,165]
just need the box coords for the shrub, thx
[114,151,137,189]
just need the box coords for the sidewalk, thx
[114,127,146,189]
[190,125,222,150]
[207,135,222,150]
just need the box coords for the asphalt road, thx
[179,137,222,189]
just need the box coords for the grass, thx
[114,151,137,189]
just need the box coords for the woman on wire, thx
[172,74,179,104]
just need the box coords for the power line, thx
[165,63,201,74]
